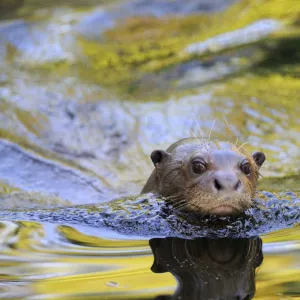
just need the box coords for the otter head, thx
[142,138,266,216]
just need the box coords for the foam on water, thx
[1,191,299,239]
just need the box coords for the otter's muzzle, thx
[213,171,241,193]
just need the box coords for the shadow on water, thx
[150,237,263,300]
[253,37,300,76]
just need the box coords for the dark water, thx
[0,0,300,299]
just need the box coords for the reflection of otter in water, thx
[150,237,263,300]
[142,138,266,216]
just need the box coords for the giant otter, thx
[141,138,266,216]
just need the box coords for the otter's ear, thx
[150,150,170,166]
[252,152,266,168]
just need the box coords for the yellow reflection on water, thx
[0,221,299,299]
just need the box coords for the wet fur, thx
[142,138,264,215]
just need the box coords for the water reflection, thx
[150,237,263,300]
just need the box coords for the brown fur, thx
[142,138,265,215]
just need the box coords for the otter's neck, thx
[141,169,159,194]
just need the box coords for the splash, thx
[0,192,299,239]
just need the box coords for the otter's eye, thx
[241,162,251,175]
[192,161,206,174]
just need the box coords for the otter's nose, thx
[213,172,241,192]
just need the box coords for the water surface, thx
[0,0,300,299]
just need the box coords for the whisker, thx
[258,171,264,178]
[165,191,184,197]
[170,197,187,205]
[185,125,201,145]
[185,201,201,212]
[234,137,239,146]
[165,193,185,203]
[173,199,202,212]
[192,114,204,138]
[167,193,184,199]
[172,202,187,208]
[224,117,237,143]
[223,117,242,148]
[238,142,249,151]
[223,117,231,132]
[167,197,185,204]
[174,202,189,211]
[173,200,186,207]
[208,119,216,140]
